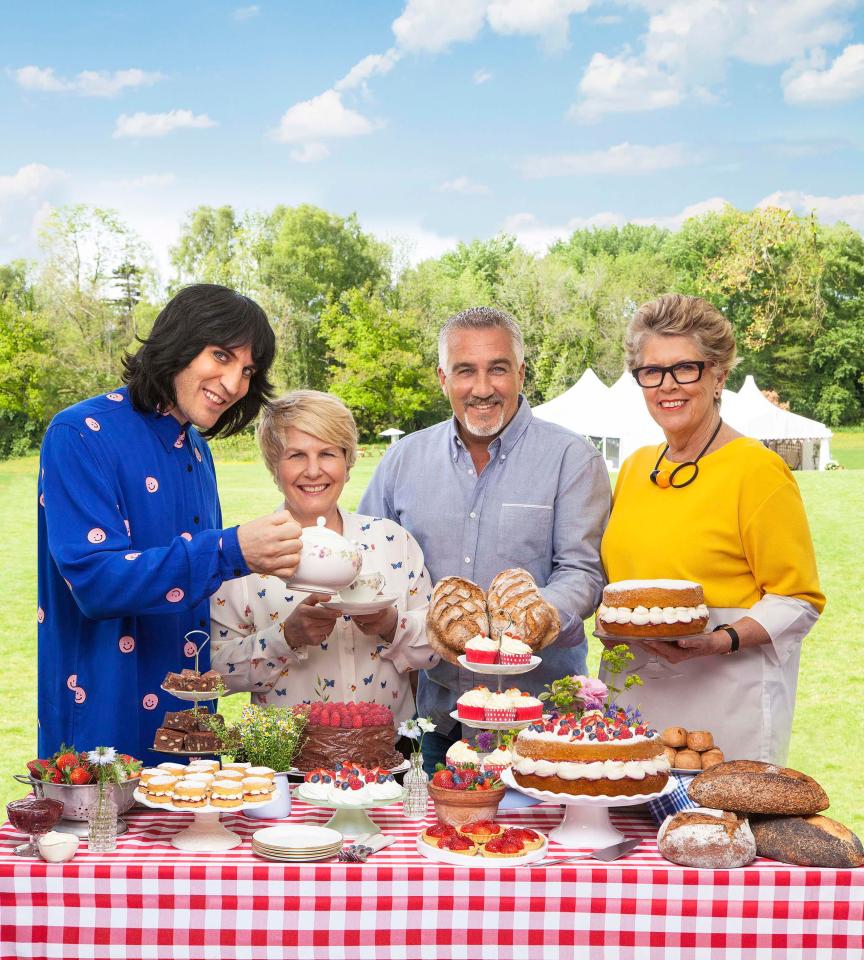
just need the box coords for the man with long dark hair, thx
[37,284,302,761]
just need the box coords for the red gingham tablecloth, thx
[0,798,861,960]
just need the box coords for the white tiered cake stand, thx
[500,768,676,846]
[133,787,282,851]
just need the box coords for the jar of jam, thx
[7,797,64,857]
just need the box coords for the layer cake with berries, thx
[512,708,670,797]
[294,701,404,771]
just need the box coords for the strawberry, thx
[26,759,48,779]
[431,769,454,788]
[43,766,62,784]
[54,751,78,772]
[347,776,363,790]
[68,767,92,785]
[352,716,363,728]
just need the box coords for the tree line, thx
[2,201,862,458]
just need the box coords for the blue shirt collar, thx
[448,394,533,460]
[129,388,190,452]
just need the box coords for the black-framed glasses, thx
[631,360,707,388]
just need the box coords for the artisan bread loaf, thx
[658,808,756,869]
[487,568,560,651]
[688,760,829,815]
[426,577,489,664]
[750,815,864,868]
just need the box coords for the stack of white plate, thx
[251,824,343,862]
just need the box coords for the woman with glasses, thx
[599,294,824,763]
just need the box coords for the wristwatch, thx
[714,623,740,654]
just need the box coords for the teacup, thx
[344,571,385,602]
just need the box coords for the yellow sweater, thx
[601,437,825,612]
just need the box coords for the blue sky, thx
[2,1,863,278]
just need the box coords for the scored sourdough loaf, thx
[657,808,756,869]
[688,760,829,816]
[749,814,864,868]
[487,568,560,651]
[426,577,490,664]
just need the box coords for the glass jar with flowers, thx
[397,717,435,819]
[206,705,308,819]
[86,746,131,852]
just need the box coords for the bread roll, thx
[687,730,714,752]
[487,568,560,651]
[426,577,490,664]
[750,815,864,868]
[658,808,756,868]
[663,746,677,767]
[674,749,702,770]
[700,748,724,769]
[662,726,688,748]
[688,760,829,816]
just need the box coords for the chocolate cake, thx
[293,701,404,772]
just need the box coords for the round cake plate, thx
[456,655,542,676]
[158,686,222,702]
[132,788,281,851]
[500,768,676,847]
[318,594,400,615]
[415,833,548,867]
[592,629,709,644]
[449,710,534,731]
[292,787,404,837]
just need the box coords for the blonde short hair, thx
[625,294,739,374]
[257,390,358,478]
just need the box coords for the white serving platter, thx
[415,833,548,867]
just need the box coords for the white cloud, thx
[232,5,260,21]
[365,218,460,269]
[392,0,489,53]
[486,0,591,54]
[335,48,401,92]
[473,69,493,84]
[113,110,217,138]
[783,43,864,103]
[521,142,696,178]
[271,90,382,161]
[572,51,681,121]
[571,0,858,120]
[502,197,731,253]
[757,189,864,230]
[111,173,177,189]
[13,65,164,97]
[438,176,491,195]
[0,163,69,261]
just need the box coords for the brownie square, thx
[184,731,220,752]
[153,728,185,751]
[195,712,223,732]
[162,710,199,733]
[161,672,185,691]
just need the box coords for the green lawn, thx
[2,448,862,837]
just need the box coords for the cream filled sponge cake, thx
[512,709,670,797]
[597,579,709,638]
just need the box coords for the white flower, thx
[417,718,436,734]
[397,720,420,740]
[87,746,118,766]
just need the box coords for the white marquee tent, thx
[534,371,833,470]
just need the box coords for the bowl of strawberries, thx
[427,764,505,828]
[18,746,142,830]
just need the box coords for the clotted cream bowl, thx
[286,517,362,595]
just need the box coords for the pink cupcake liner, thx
[483,708,517,722]
[499,652,531,665]
[457,704,486,721]
[465,649,498,664]
[481,762,509,776]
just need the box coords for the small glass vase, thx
[402,752,429,820]
[88,783,118,853]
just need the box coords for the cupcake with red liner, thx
[456,686,491,721]
[446,740,480,769]
[484,691,516,723]
[464,634,499,665]
[498,632,532,665]
[513,692,544,721]
[481,745,513,776]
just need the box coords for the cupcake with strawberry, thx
[480,745,513,776]
[498,630,532,665]
[513,691,544,722]
[445,740,480,770]
[484,691,516,723]
[456,685,491,721]
[464,634,499,665]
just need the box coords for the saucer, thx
[319,594,399,615]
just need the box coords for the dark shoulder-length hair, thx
[122,283,276,439]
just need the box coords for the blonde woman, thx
[210,390,437,723]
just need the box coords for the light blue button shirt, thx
[359,396,611,731]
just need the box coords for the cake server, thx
[527,836,641,868]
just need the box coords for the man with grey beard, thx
[359,306,610,772]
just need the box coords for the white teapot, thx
[287,517,363,594]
